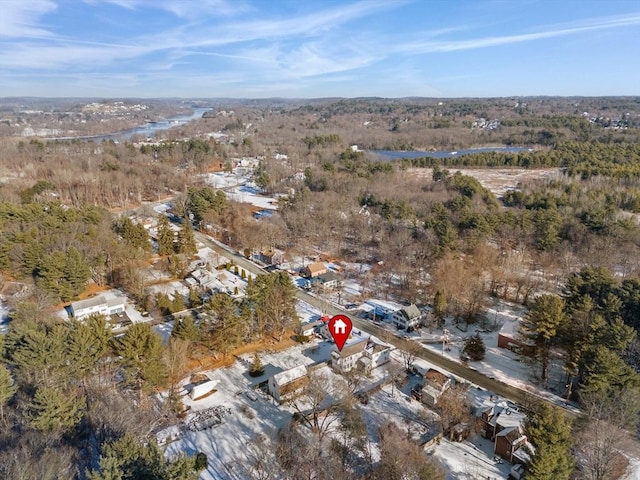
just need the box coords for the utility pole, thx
[442,329,449,355]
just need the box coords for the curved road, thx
[195,231,578,417]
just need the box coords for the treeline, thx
[301,133,341,150]
[399,141,640,178]
[0,202,113,301]
[501,115,593,131]
[0,309,204,479]
[504,178,640,214]
[522,266,640,397]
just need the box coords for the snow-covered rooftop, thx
[272,365,308,387]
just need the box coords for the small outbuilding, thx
[268,365,308,404]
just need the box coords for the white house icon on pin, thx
[333,318,347,335]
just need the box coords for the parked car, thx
[245,390,258,401]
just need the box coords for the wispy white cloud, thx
[0,0,399,72]
[85,0,251,18]
[0,0,57,38]
[2,2,638,98]
[397,13,640,54]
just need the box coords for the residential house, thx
[497,318,534,355]
[391,304,426,330]
[474,400,533,463]
[330,339,368,373]
[268,365,308,404]
[189,268,218,292]
[364,338,392,369]
[70,295,125,320]
[298,319,324,338]
[258,249,284,266]
[302,262,327,278]
[316,271,339,289]
[421,368,453,407]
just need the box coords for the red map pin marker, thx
[328,314,353,351]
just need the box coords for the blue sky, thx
[1,0,639,98]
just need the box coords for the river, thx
[369,146,531,160]
[49,107,212,142]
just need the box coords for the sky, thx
[0,0,639,98]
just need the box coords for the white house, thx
[364,338,392,369]
[421,368,453,407]
[317,271,339,289]
[331,340,368,373]
[70,295,125,320]
[268,365,308,404]
[391,304,426,330]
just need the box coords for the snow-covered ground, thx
[296,299,323,324]
[148,280,190,298]
[154,320,174,344]
[0,298,10,334]
[204,172,245,189]
[204,172,278,211]
[432,437,512,480]
[161,338,349,479]
[226,184,278,210]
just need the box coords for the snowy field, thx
[226,184,278,210]
[204,172,278,211]
[408,167,560,198]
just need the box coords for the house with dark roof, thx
[497,317,534,355]
[258,249,284,265]
[473,399,534,463]
[316,271,339,289]
[391,304,426,330]
[297,319,324,338]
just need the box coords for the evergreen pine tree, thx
[157,215,175,256]
[65,315,111,381]
[249,353,264,377]
[245,271,298,341]
[0,364,17,425]
[26,386,84,433]
[172,317,201,342]
[172,291,186,313]
[157,292,173,315]
[188,287,202,307]
[461,333,486,361]
[177,221,197,256]
[520,294,565,384]
[39,250,68,299]
[526,403,574,480]
[88,432,198,480]
[433,290,447,328]
[63,246,91,299]
[114,323,167,392]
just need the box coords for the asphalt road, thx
[194,231,578,416]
